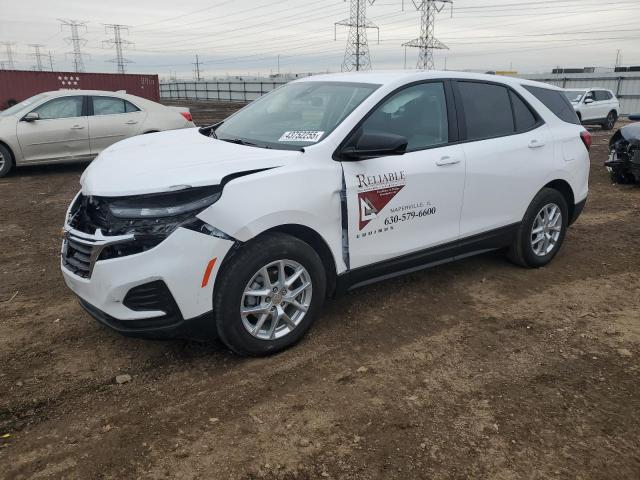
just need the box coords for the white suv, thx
[563,88,620,130]
[61,71,591,356]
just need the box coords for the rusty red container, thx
[0,70,160,109]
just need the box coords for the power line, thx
[0,42,16,70]
[103,24,133,74]
[335,0,379,71]
[59,19,88,72]
[402,0,453,70]
[29,44,46,71]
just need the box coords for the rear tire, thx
[602,111,617,130]
[0,144,14,178]
[213,232,326,356]
[507,188,569,268]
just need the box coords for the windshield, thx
[0,93,49,117]
[213,81,379,150]
[562,90,586,103]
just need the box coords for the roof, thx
[39,89,135,97]
[295,70,562,91]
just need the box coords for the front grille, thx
[62,236,93,278]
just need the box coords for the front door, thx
[16,95,90,163]
[88,96,146,155]
[341,81,466,269]
[581,91,598,121]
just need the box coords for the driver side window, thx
[359,82,448,151]
[32,96,83,120]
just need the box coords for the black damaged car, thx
[606,114,640,184]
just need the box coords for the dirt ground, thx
[1,116,639,480]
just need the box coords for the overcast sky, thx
[1,0,639,78]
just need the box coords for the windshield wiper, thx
[219,138,271,149]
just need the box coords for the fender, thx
[198,160,348,274]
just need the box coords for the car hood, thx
[81,128,302,197]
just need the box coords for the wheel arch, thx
[216,223,338,299]
[0,139,16,170]
[542,179,575,221]
[261,224,338,298]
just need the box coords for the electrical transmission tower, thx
[59,19,88,72]
[402,0,452,70]
[103,24,133,74]
[335,0,379,72]
[0,42,16,70]
[192,54,203,81]
[29,44,46,71]
[47,51,55,71]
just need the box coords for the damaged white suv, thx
[61,71,590,356]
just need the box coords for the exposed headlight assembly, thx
[108,185,222,218]
[68,186,228,261]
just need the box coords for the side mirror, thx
[23,112,40,122]
[629,114,640,122]
[584,98,594,104]
[341,132,408,160]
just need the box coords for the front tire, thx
[0,144,14,178]
[507,188,569,268]
[213,232,326,356]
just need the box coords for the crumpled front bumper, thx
[61,226,235,338]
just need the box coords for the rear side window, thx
[510,91,538,132]
[92,96,140,115]
[594,90,612,101]
[524,85,580,125]
[125,101,140,112]
[458,82,514,140]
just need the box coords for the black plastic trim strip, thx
[335,223,520,294]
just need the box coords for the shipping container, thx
[0,70,160,109]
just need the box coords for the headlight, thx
[108,185,221,218]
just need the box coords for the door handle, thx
[528,139,545,149]
[435,156,461,166]
[70,125,85,130]
[125,120,138,125]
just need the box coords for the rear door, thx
[16,95,90,163]
[595,90,614,118]
[454,80,552,237]
[87,96,146,155]
[341,80,467,268]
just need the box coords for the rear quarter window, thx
[523,85,581,125]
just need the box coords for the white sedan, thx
[0,90,194,177]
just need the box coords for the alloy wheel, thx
[530,203,562,256]
[240,259,312,340]
[0,152,4,171]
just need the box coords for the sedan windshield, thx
[213,81,379,150]
[562,90,586,103]
[0,93,49,117]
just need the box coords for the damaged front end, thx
[62,186,226,278]
[606,121,640,184]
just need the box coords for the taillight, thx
[180,111,193,122]
[580,130,592,151]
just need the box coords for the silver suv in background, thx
[563,88,620,130]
